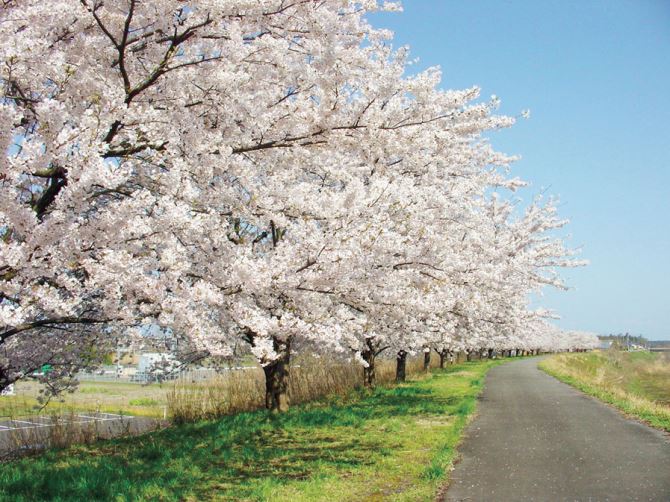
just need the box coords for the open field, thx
[0,359,501,502]
[539,351,670,431]
[0,380,170,420]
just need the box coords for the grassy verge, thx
[539,351,670,432]
[0,360,501,502]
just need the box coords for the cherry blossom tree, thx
[1,0,589,411]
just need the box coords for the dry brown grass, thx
[540,350,670,431]
[167,353,440,423]
[0,409,146,461]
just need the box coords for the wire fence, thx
[76,366,257,384]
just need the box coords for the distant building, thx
[133,353,179,382]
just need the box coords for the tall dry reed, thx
[167,353,439,423]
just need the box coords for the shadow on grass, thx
[0,365,489,501]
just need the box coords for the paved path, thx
[445,357,670,502]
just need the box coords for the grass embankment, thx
[0,360,500,502]
[539,351,670,432]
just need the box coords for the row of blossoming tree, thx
[0,0,598,411]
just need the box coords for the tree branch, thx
[1,317,112,343]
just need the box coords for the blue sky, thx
[369,1,670,340]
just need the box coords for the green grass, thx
[128,398,160,407]
[539,351,670,432]
[0,360,502,502]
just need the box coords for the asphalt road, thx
[444,357,670,502]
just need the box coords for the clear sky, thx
[369,1,670,340]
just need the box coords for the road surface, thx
[444,357,670,501]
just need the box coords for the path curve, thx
[444,357,670,502]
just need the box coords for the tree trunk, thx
[262,337,291,413]
[423,350,431,372]
[396,350,407,382]
[438,350,447,369]
[466,350,472,362]
[488,348,494,359]
[362,348,376,388]
[0,367,12,396]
